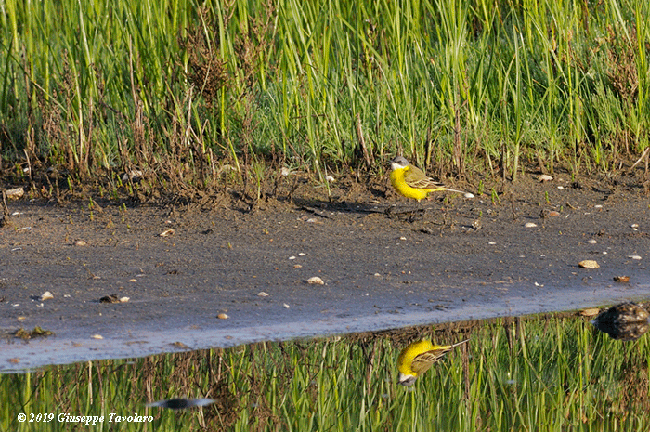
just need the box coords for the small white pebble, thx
[525,222,538,228]
[257,292,269,297]
[594,204,603,208]
[557,186,564,190]
[629,255,642,260]
[283,303,290,308]
[399,236,407,241]
[488,241,496,245]
[307,276,324,285]
[373,273,381,277]
[91,334,103,340]
[289,256,296,260]
[588,239,597,244]
[630,224,639,229]
[464,193,475,199]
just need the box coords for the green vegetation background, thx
[1,0,649,193]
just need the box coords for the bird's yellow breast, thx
[390,167,432,202]
[397,340,435,375]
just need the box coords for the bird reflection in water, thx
[146,398,215,410]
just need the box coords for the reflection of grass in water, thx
[2,314,650,431]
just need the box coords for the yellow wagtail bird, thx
[389,156,474,201]
[397,339,469,386]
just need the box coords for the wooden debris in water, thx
[13,326,54,339]
[592,302,650,341]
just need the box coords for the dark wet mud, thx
[1,173,649,370]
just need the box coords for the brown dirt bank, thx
[1,172,649,370]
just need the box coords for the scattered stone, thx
[540,209,560,218]
[283,303,290,308]
[538,174,553,182]
[171,342,188,348]
[257,292,269,297]
[122,170,143,182]
[630,224,639,229]
[579,307,600,317]
[217,313,229,320]
[40,291,54,301]
[578,260,600,269]
[90,334,104,340]
[614,276,630,282]
[99,294,129,304]
[293,264,302,269]
[628,255,642,260]
[160,228,175,237]
[525,222,538,228]
[74,240,88,246]
[5,188,24,200]
[307,276,324,285]
[463,192,475,199]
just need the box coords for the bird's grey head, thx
[390,156,409,170]
[397,372,417,386]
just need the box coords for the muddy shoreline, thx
[1,173,649,371]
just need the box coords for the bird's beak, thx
[397,373,417,386]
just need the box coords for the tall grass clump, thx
[0,0,648,196]
[2,314,650,431]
